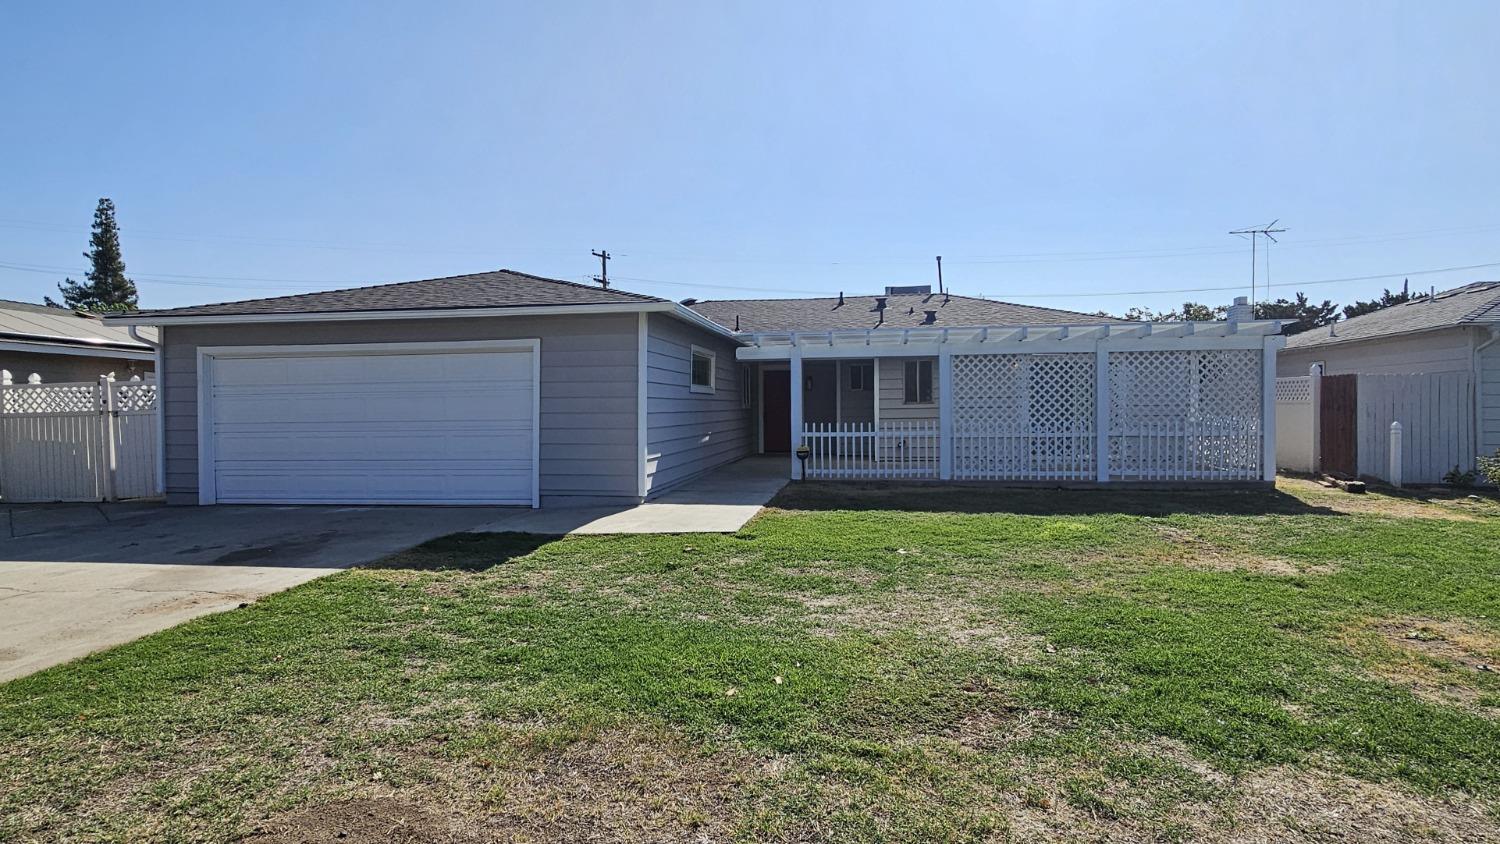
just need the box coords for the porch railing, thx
[800,421,939,479]
[952,424,1096,481]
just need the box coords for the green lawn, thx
[2,479,1499,843]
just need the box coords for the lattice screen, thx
[1107,349,1262,480]
[112,381,159,414]
[1275,376,1312,404]
[0,383,101,415]
[951,353,1095,479]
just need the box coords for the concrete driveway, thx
[0,503,512,682]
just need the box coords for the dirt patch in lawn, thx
[473,726,755,843]
[1148,524,1331,576]
[244,796,474,843]
[1342,618,1500,710]
[1277,477,1499,521]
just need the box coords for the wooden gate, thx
[1319,374,1357,476]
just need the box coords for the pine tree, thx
[57,198,139,312]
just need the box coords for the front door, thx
[762,370,791,452]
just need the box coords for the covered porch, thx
[741,321,1286,484]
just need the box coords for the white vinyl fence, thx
[0,374,161,502]
[801,421,939,479]
[1275,375,1318,473]
[1357,372,1474,485]
[800,348,1267,483]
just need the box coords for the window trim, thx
[849,362,873,392]
[690,345,716,394]
[903,359,934,405]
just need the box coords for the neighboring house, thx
[110,271,1284,508]
[1278,281,1500,473]
[0,300,156,383]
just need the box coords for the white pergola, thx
[735,320,1287,483]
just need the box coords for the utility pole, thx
[1228,220,1286,309]
[591,249,611,289]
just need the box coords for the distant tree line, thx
[1099,280,1417,336]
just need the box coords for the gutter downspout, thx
[128,325,166,499]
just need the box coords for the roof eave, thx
[107,300,744,343]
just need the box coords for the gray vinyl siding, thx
[645,313,751,494]
[837,360,876,424]
[1481,339,1500,457]
[1,350,151,384]
[1277,327,1475,376]
[159,313,640,505]
[878,356,939,423]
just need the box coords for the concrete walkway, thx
[469,455,788,535]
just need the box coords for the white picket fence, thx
[953,424,1096,481]
[801,421,940,479]
[0,375,161,502]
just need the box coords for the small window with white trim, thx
[690,345,716,394]
[903,360,933,404]
[849,363,874,391]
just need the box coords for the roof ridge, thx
[494,268,662,302]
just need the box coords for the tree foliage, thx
[55,198,139,313]
[1253,293,1338,336]
[1118,301,1227,322]
[1342,280,1414,320]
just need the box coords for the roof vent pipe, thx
[923,310,938,324]
[874,296,887,311]
[837,291,844,307]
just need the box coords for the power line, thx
[4,256,1500,303]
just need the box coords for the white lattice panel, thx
[951,353,1096,479]
[1275,376,1312,404]
[0,383,101,415]
[1108,350,1261,480]
[112,381,159,414]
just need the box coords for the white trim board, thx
[195,338,542,507]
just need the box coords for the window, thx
[741,364,753,408]
[848,363,873,391]
[903,360,933,404]
[690,346,716,394]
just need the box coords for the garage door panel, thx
[213,429,533,462]
[206,346,537,505]
[212,392,531,425]
[216,464,533,504]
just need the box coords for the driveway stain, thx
[213,531,340,565]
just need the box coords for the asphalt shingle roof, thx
[0,300,155,349]
[1285,281,1500,350]
[119,270,666,319]
[686,293,1119,333]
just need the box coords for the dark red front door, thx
[762,370,791,452]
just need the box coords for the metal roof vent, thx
[922,310,938,324]
[873,297,888,311]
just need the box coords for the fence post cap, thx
[26,373,41,384]
[0,369,9,384]
[1390,421,1402,432]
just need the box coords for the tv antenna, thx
[1229,221,1285,307]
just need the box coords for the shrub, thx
[1476,450,1500,487]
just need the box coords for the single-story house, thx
[1277,281,1500,476]
[109,271,1284,507]
[1,299,156,383]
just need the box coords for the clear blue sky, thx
[3,1,1498,317]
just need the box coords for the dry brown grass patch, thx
[1148,524,1332,575]
[1342,617,1500,710]
[1277,477,1499,521]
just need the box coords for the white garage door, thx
[201,341,537,505]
